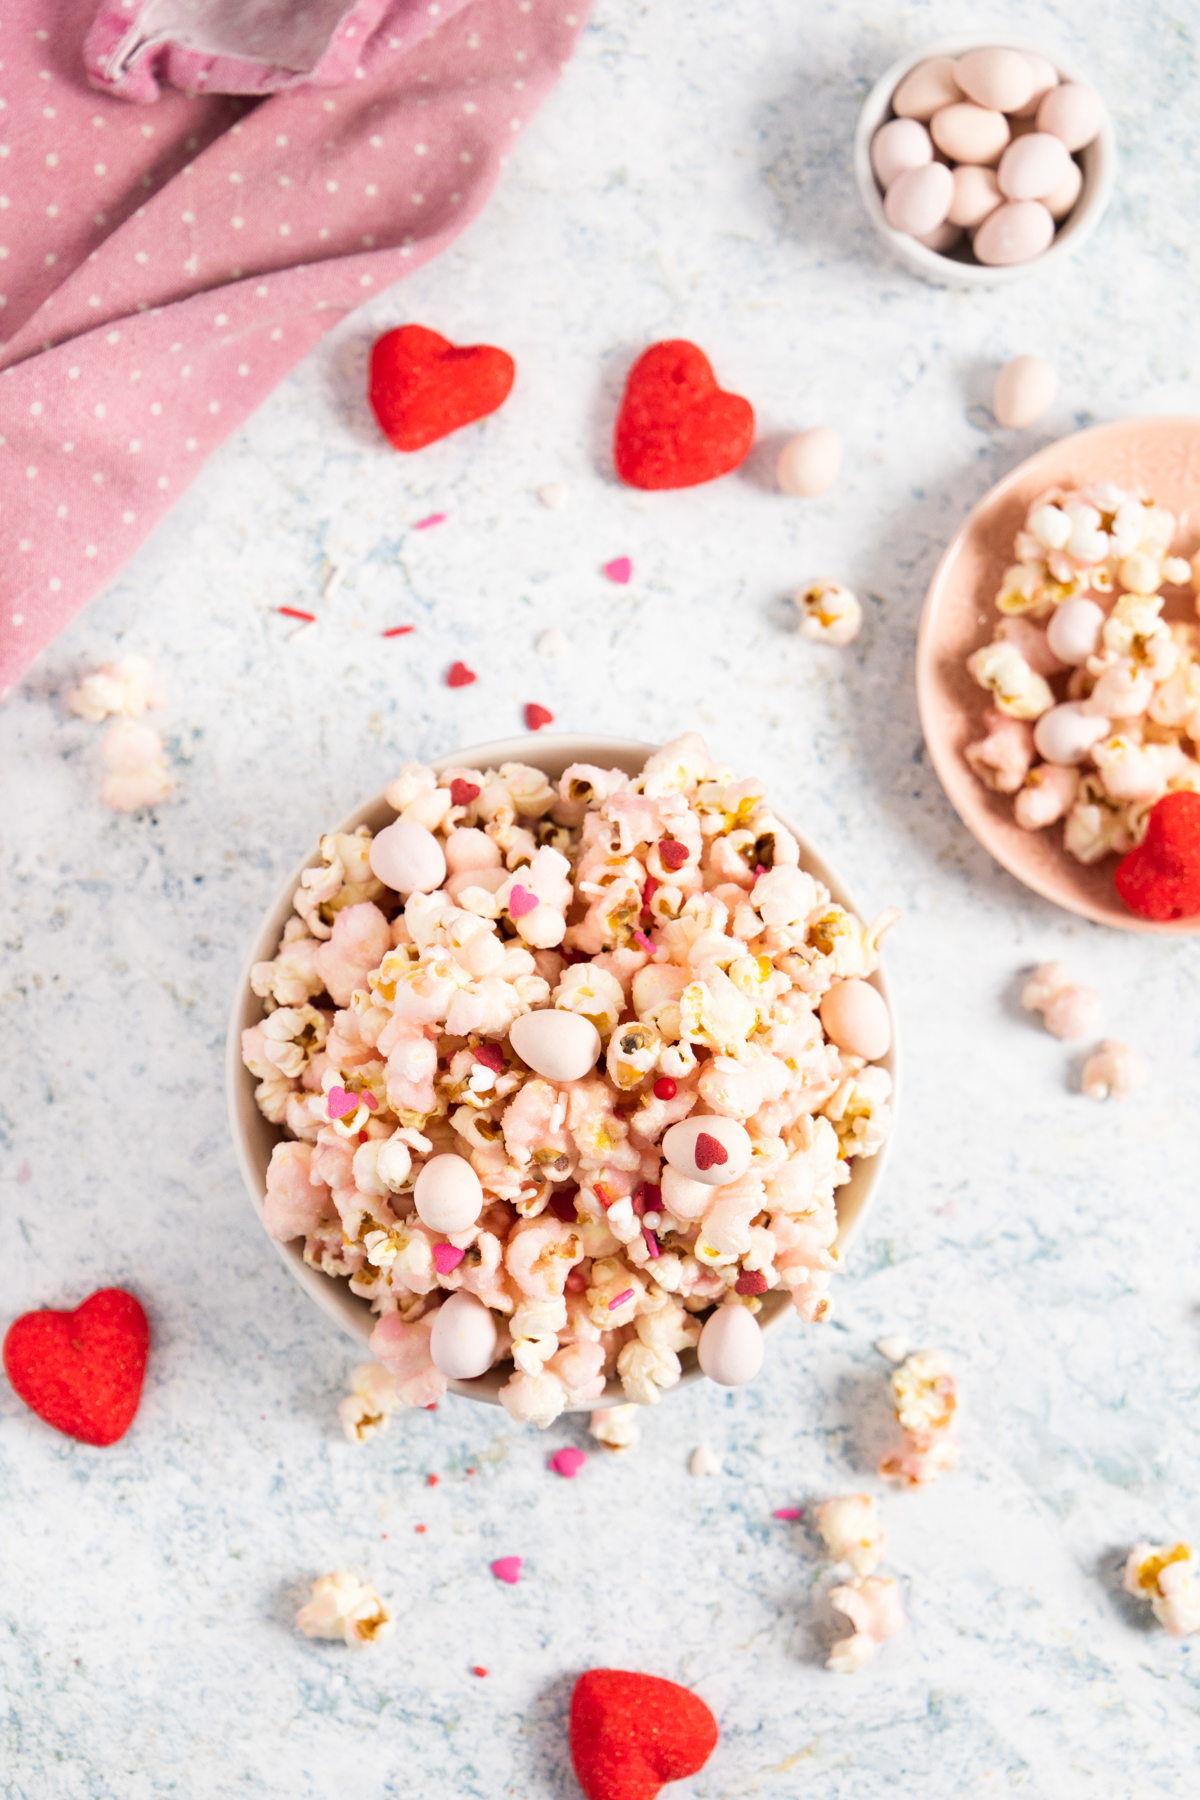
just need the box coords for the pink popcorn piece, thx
[603,556,633,584]
[549,1447,587,1479]
[433,1243,466,1275]
[508,885,540,919]
[491,1556,523,1585]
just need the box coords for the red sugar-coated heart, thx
[658,838,688,872]
[693,1131,728,1170]
[3,1289,149,1447]
[447,661,477,688]
[614,341,754,490]
[570,1669,718,1800]
[450,778,481,807]
[1114,791,1200,921]
[525,703,554,731]
[368,324,515,452]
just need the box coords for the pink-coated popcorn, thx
[1021,962,1101,1040]
[880,1350,959,1487]
[1013,762,1079,829]
[1082,1040,1148,1101]
[827,1576,907,1673]
[814,1495,886,1577]
[338,1362,402,1444]
[1123,1543,1200,1637]
[263,1142,333,1242]
[295,1572,393,1648]
[965,708,1036,795]
[314,903,392,1008]
[369,1312,447,1408]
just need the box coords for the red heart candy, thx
[570,1669,718,1800]
[693,1131,728,1170]
[1114,791,1200,921]
[450,778,481,807]
[3,1289,149,1447]
[447,661,477,688]
[369,323,515,452]
[525,703,554,731]
[614,341,754,490]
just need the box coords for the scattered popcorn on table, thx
[67,654,163,721]
[338,1361,402,1443]
[1123,1542,1200,1637]
[1020,961,1101,1040]
[242,734,899,1428]
[1082,1040,1148,1102]
[295,1572,393,1647]
[100,721,175,813]
[814,1494,886,1577]
[689,1442,720,1477]
[827,1575,907,1673]
[795,581,862,647]
[590,1403,641,1452]
[880,1350,959,1487]
[964,485,1200,893]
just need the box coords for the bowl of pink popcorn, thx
[917,417,1200,932]
[228,734,899,1427]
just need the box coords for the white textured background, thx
[4,1,1200,1795]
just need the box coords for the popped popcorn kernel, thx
[795,580,862,647]
[295,1572,393,1648]
[1020,961,1101,1040]
[814,1494,886,1576]
[827,1575,907,1673]
[1123,1542,1200,1637]
[338,1361,402,1443]
[880,1350,959,1487]
[67,654,162,721]
[589,1403,641,1452]
[1082,1039,1148,1101]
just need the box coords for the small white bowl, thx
[226,734,899,1410]
[854,34,1116,288]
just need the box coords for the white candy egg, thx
[1046,598,1105,665]
[662,1116,752,1187]
[1036,82,1103,152]
[992,354,1058,429]
[776,426,843,498]
[929,102,1010,166]
[1011,52,1059,118]
[870,117,933,188]
[430,1292,499,1381]
[892,57,961,122]
[819,979,892,1061]
[1033,702,1111,765]
[413,1153,484,1234]
[698,1305,764,1388]
[660,1165,713,1221]
[883,161,954,236]
[953,47,1036,114]
[997,133,1074,201]
[369,819,447,895]
[1043,158,1083,222]
[509,1008,601,1082]
[948,163,1002,229]
[973,199,1055,266]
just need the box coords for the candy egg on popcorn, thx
[243,735,897,1429]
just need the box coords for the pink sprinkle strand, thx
[278,605,316,622]
[326,1086,357,1121]
[361,1091,379,1112]
[433,1243,465,1275]
[608,1288,635,1311]
[603,556,632,585]
[773,1508,803,1521]
[382,624,416,638]
[491,1556,522,1585]
[643,1228,660,1259]
[549,1448,587,1479]
[633,929,654,954]
[508,884,540,919]
[415,512,447,530]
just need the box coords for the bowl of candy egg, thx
[854,35,1115,286]
[227,733,900,1427]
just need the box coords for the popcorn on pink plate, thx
[1082,1040,1148,1102]
[827,1575,908,1673]
[814,1494,886,1577]
[1020,961,1101,1040]
[880,1350,959,1487]
[1123,1542,1200,1637]
[295,1572,393,1648]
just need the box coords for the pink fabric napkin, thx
[0,0,588,696]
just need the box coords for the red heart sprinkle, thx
[508,884,540,919]
[570,1669,719,1800]
[450,778,481,807]
[3,1289,149,1447]
[447,661,477,688]
[693,1131,728,1170]
[525,703,554,730]
[735,1269,769,1295]
[614,340,754,491]
[474,1042,504,1073]
[327,1086,357,1120]
[368,324,515,452]
[658,838,688,872]
[1114,791,1200,920]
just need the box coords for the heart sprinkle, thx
[433,1244,465,1275]
[3,1289,150,1447]
[450,778,481,807]
[603,556,632,584]
[735,1269,768,1295]
[693,1131,728,1170]
[491,1556,522,1585]
[446,661,477,688]
[326,1086,358,1120]
[525,703,554,730]
[550,1447,587,1478]
[569,1669,719,1800]
[658,838,688,871]
[508,884,540,919]
[474,1042,504,1073]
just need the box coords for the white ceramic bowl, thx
[227,735,900,1409]
[854,33,1116,288]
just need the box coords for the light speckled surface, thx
[4,2,1200,1794]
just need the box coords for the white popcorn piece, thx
[537,627,568,657]
[295,1572,394,1647]
[827,1575,907,1673]
[1020,961,1101,1040]
[99,720,175,813]
[689,1443,720,1477]
[67,654,162,721]
[589,1403,641,1452]
[967,639,1055,720]
[338,1362,402,1444]
[814,1494,886,1577]
[1124,1543,1200,1637]
[880,1350,959,1487]
[795,581,862,647]
[1082,1040,1148,1101]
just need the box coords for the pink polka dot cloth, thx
[0,0,589,697]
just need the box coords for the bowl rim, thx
[853,31,1117,289]
[226,733,900,1410]
[915,415,1200,935]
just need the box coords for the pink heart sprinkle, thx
[549,1448,587,1479]
[326,1087,357,1121]
[433,1244,465,1275]
[508,884,540,919]
[693,1131,729,1171]
[491,1556,522,1585]
[603,556,632,585]
[773,1507,803,1521]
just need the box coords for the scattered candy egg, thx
[1012,52,1059,118]
[662,1116,752,1187]
[870,117,933,187]
[973,199,1055,266]
[883,161,954,236]
[948,163,1002,228]
[891,56,961,121]
[430,1291,499,1380]
[1033,701,1111,765]
[1036,82,1103,152]
[1044,158,1083,221]
[509,1008,602,1082]
[1046,597,1105,665]
[698,1305,764,1388]
[929,102,1010,165]
[992,354,1058,428]
[776,426,843,498]
[369,819,447,894]
[819,979,891,1061]
[997,132,1074,201]
[953,47,1036,114]
[413,1153,484,1234]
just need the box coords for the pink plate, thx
[917,416,1200,934]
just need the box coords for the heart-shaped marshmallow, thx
[569,1668,719,1800]
[614,341,754,490]
[3,1288,150,1447]
[1115,791,1200,921]
[368,324,515,452]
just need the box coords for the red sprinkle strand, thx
[382,624,416,638]
[593,1182,614,1210]
[634,929,654,954]
[447,661,477,688]
[472,1666,489,1678]
[427,1473,439,1487]
[653,1077,677,1101]
[451,778,482,807]
[278,606,316,622]
[525,703,554,731]
[643,1228,660,1259]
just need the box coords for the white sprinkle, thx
[538,481,568,510]
[875,1335,909,1364]
[689,1444,720,1477]
[537,628,567,658]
